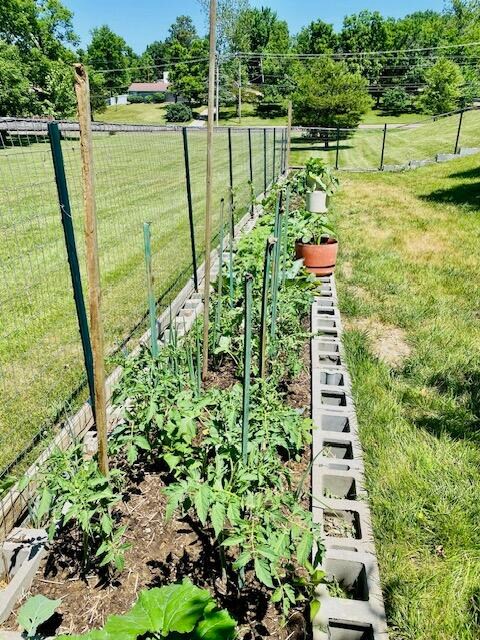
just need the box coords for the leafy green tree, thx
[418,58,464,114]
[0,42,38,116]
[168,38,209,104]
[295,20,337,54]
[382,87,411,114]
[144,40,168,78]
[166,15,198,49]
[87,25,131,93]
[292,59,372,128]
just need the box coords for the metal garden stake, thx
[143,222,158,358]
[241,273,254,465]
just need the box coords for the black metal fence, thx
[0,118,287,482]
[290,106,480,171]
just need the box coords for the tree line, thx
[1,0,479,125]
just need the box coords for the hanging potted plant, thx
[304,158,339,213]
[292,209,338,276]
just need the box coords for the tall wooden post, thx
[74,63,108,476]
[215,52,220,126]
[202,0,217,380]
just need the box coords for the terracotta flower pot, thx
[295,239,338,276]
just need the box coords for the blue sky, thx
[64,0,446,53]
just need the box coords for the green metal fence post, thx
[281,186,290,284]
[270,193,282,340]
[241,273,254,465]
[143,222,159,358]
[48,121,96,412]
[379,123,387,171]
[263,128,267,193]
[259,237,275,378]
[213,199,225,348]
[454,109,464,154]
[248,128,254,216]
[272,127,276,182]
[335,127,340,170]
[228,127,234,235]
[182,127,199,291]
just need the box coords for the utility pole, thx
[201,0,217,380]
[238,56,242,124]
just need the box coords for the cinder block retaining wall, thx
[311,276,388,640]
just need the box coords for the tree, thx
[168,38,209,104]
[292,59,372,128]
[0,42,38,116]
[166,15,197,49]
[144,40,168,78]
[418,58,464,114]
[295,20,337,54]
[197,0,249,53]
[87,25,131,93]
[382,87,411,114]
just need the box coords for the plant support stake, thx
[229,200,235,308]
[143,222,158,358]
[286,101,292,173]
[182,127,198,291]
[213,199,225,348]
[454,108,464,154]
[379,123,387,171]
[242,273,254,465]
[74,63,109,476]
[270,193,282,340]
[201,0,218,380]
[259,237,276,378]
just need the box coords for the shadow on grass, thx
[448,166,480,180]
[419,181,480,210]
[412,370,480,443]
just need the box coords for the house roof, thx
[128,81,170,93]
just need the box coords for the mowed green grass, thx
[0,127,278,473]
[95,103,208,125]
[332,154,480,639]
[361,108,426,124]
[291,109,480,169]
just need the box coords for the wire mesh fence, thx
[290,106,480,171]
[0,119,285,483]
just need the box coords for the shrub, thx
[382,87,411,114]
[128,95,145,104]
[417,58,464,114]
[151,92,166,103]
[165,103,193,122]
[255,102,287,118]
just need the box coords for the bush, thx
[165,103,193,122]
[128,95,144,104]
[255,102,287,118]
[151,92,165,103]
[144,95,153,104]
[382,87,411,115]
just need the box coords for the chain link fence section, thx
[0,119,286,483]
[290,106,480,171]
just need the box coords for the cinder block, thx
[436,152,456,162]
[312,431,363,466]
[0,528,48,624]
[312,380,355,415]
[312,466,366,504]
[459,147,480,157]
[314,497,374,548]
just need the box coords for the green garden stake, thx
[281,187,290,284]
[143,222,158,358]
[195,320,201,396]
[259,237,276,379]
[213,199,225,349]
[270,193,283,340]
[241,273,254,465]
[229,200,235,308]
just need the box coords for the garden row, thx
[1,160,343,639]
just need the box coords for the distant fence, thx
[291,106,480,171]
[0,118,287,481]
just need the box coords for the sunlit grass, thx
[333,154,480,639]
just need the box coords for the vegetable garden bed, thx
[1,171,331,640]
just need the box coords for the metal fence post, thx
[263,128,267,193]
[272,127,276,182]
[143,222,159,358]
[182,127,198,291]
[228,126,234,233]
[248,128,253,215]
[335,127,340,170]
[379,123,387,171]
[454,109,464,154]
[48,121,96,412]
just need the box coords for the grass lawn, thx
[290,108,480,169]
[0,127,281,476]
[360,108,427,124]
[333,154,480,639]
[218,103,288,127]
[95,103,208,125]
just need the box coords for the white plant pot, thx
[307,190,327,213]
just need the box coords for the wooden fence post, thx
[74,63,109,476]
